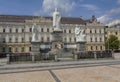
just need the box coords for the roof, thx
[0,15,85,24]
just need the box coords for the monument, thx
[51,8,63,50]
[51,8,63,56]
[53,8,62,31]
[75,25,86,51]
[31,23,39,42]
[31,23,40,55]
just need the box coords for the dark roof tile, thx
[0,15,85,24]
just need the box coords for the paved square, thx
[0,64,120,82]
[0,71,55,82]
[53,65,120,82]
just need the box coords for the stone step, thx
[0,60,120,74]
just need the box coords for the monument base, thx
[76,42,86,51]
[31,41,40,55]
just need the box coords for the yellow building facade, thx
[0,15,109,56]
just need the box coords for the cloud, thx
[97,15,112,23]
[118,0,120,4]
[34,0,76,16]
[80,4,99,11]
[107,19,120,27]
[97,8,120,23]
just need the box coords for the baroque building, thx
[105,20,120,50]
[0,14,107,56]
[106,20,120,41]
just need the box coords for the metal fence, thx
[10,54,32,62]
[8,51,113,62]
[77,51,112,59]
[34,53,55,61]
[9,53,55,62]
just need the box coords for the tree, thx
[105,35,120,50]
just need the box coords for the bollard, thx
[31,54,35,62]
[7,54,10,64]
[112,50,114,59]
[94,52,97,59]
[74,54,78,60]
[55,55,57,61]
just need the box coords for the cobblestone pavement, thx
[0,71,55,82]
[0,64,120,82]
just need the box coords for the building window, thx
[100,37,102,42]
[9,38,12,43]
[29,28,32,32]
[29,37,32,42]
[2,47,5,52]
[41,37,44,42]
[9,28,12,33]
[3,28,5,33]
[91,46,93,50]
[47,37,50,42]
[64,38,66,42]
[100,46,102,50]
[16,29,18,33]
[74,38,76,42]
[69,30,71,33]
[21,47,24,52]
[96,46,97,50]
[95,29,96,33]
[99,29,101,34]
[90,30,92,33]
[9,47,12,52]
[3,38,5,43]
[95,37,97,42]
[64,30,66,33]
[29,47,31,51]
[90,37,92,42]
[15,47,18,52]
[69,38,71,42]
[22,28,24,33]
[15,38,18,43]
[22,38,24,42]
[47,28,49,32]
[41,28,43,32]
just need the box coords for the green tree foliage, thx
[105,35,120,50]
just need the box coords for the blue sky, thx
[0,0,120,23]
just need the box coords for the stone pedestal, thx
[76,42,86,51]
[51,31,63,50]
[31,42,40,55]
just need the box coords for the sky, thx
[0,0,120,24]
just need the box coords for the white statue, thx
[53,8,61,31]
[32,23,39,42]
[75,25,86,42]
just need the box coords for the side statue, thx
[75,25,86,42]
[53,8,61,31]
[32,23,39,42]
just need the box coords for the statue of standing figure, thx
[53,8,61,31]
[75,25,86,42]
[32,23,39,42]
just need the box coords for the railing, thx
[76,51,112,59]
[9,53,55,62]
[3,51,113,63]
[10,54,32,62]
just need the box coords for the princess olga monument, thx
[31,8,86,59]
